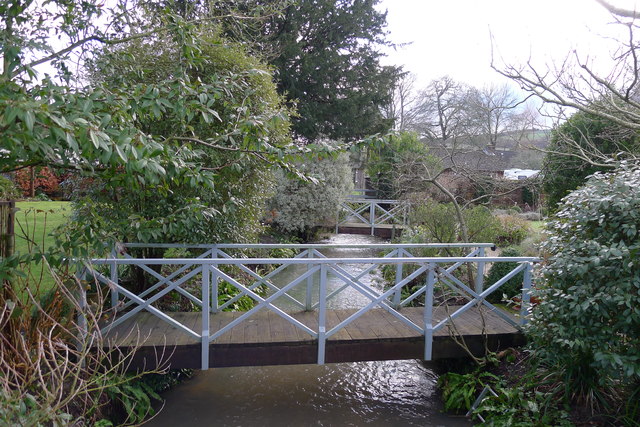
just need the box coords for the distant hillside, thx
[423,128,551,170]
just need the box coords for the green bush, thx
[268,151,353,239]
[0,176,20,200]
[528,166,640,409]
[408,201,502,250]
[495,215,530,245]
[485,247,525,303]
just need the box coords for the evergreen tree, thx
[267,0,400,142]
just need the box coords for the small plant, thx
[104,375,162,425]
[438,370,500,412]
[495,215,530,245]
[473,386,573,426]
[0,176,20,200]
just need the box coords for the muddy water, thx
[146,234,470,427]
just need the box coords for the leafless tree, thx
[492,0,640,167]
[465,83,530,150]
[383,72,423,131]
[411,76,471,143]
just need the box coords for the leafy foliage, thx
[104,375,162,425]
[260,0,400,142]
[485,247,525,303]
[14,167,60,198]
[268,151,353,238]
[408,202,502,252]
[366,132,435,198]
[542,112,640,210]
[438,370,500,412]
[529,166,640,409]
[0,176,20,200]
[68,28,295,246]
[473,386,573,426]
[495,215,530,245]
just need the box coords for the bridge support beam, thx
[424,264,435,361]
[201,265,210,370]
[317,264,327,365]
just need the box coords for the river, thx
[146,234,471,426]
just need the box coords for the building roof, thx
[428,146,516,172]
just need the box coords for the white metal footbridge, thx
[81,242,536,370]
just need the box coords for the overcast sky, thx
[377,0,640,90]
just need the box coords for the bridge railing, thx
[82,243,538,370]
[336,199,409,235]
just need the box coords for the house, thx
[426,147,539,209]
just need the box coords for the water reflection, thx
[146,234,470,427]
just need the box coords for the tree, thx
[76,28,293,245]
[365,131,436,199]
[256,0,401,142]
[493,0,640,162]
[411,76,470,143]
[466,83,526,150]
[0,1,305,251]
[382,72,422,131]
[543,111,640,210]
[268,151,353,239]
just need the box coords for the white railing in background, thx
[81,243,537,370]
[336,199,409,235]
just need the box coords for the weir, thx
[83,243,537,371]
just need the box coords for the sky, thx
[377,0,640,89]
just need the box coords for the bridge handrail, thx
[83,249,538,370]
[90,256,537,265]
[336,199,410,234]
[120,242,496,250]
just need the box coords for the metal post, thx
[201,261,211,370]
[306,250,314,311]
[424,264,435,361]
[317,264,327,365]
[370,201,375,236]
[475,247,485,294]
[211,247,218,313]
[110,250,119,310]
[393,249,403,308]
[520,263,532,326]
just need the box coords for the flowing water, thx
[146,234,470,426]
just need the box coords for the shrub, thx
[517,211,542,221]
[495,215,530,245]
[409,201,502,250]
[268,151,353,239]
[528,166,640,409]
[516,233,544,257]
[14,167,60,197]
[0,175,20,200]
[485,247,525,303]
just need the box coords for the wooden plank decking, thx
[102,306,524,370]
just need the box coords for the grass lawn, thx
[13,201,71,292]
[529,220,545,232]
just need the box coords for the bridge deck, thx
[102,306,524,369]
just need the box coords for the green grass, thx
[13,201,71,292]
[529,220,545,232]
